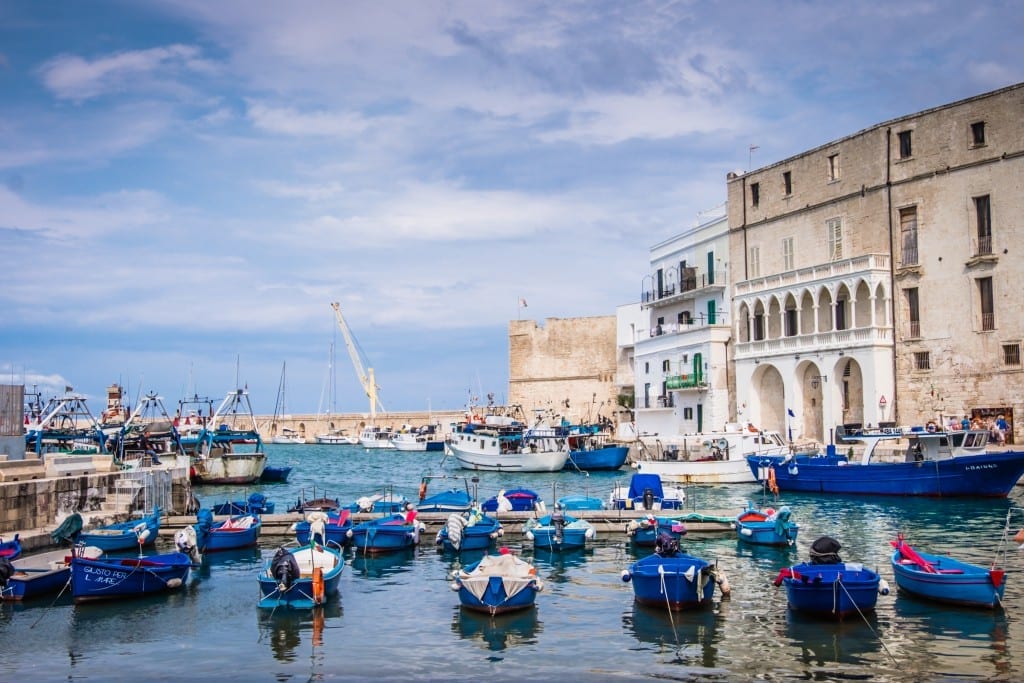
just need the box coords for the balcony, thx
[637,312,730,343]
[734,325,893,361]
[734,254,890,298]
[642,270,727,308]
[666,374,707,391]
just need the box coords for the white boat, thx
[189,388,267,485]
[447,415,569,472]
[271,427,305,445]
[392,424,445,452]
[359,425,395,449]
[634,424,790,484]
[316,429,358,445]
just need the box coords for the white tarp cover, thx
[457,553,536,602]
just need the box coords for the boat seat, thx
[295,547,338,576]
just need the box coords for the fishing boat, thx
[481,488,539,512]
[609,473,686,511]
[316,428,358,445]
[202,513,262,552]
[188,388,267,485]
[564,427,629,471]
[523,507,595,551]
[748,426,1024,497]
[447,414,569,472]
[24,392,107,456]
[271,428,305,445]
[70,550,192,602]
[773,536,887,618]
[0,546,103,601]
[624,515,687,547]
[260,465,292,482]
[889,534,1006,608]
[450,549,543,614]
[77,507,161,552]
[107,392,187,470]
[348,511,424,554]
[258,544,344,609]
[211,492,275,516]
[348,489,410,514]
[0,534,22,561]
[736,503,799,546]
[294,509,352,547]
[288,488,343,513]
[393,424,446,452]
[416,476,474,513]
[621,534,726,611]
[436,508,504,552]
[635,424,790,484]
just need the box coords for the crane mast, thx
[330,302,385,421]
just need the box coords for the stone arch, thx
[816,286,834,332]
[751,364,786,435]
[798,289,815,335]
[835,357,865,426]
[873,281,889,327]
[853,279,872,328]
[738,301,751,343]
[767,295,783,339]
[796,360,825,443]
[835,283,853,330]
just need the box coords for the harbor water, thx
[4,443,1024,681]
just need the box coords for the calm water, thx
[4,444,1024,682]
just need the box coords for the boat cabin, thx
[901,429,990,463]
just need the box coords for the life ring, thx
[926,421,938,433]
[312,567,325,604]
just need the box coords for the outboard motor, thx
[271,547,301,591]
[0,557,14,587]
[174,526,201,563]
[551,504,566,545]
[654,532,680,557]
[809,536,843,564]
[642,488,654,510]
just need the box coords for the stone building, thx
[508,317,619,426]
[728,82,1024,444]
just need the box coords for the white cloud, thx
[246,102,371,137]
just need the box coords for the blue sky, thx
[1,1,1021,417]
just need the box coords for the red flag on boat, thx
[890,534,936,573]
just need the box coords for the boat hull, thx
[0,549,73,601]
[449,443,569,472]
[453,554,541,614]
[627,553,716,611]
[748,451,1024,497]
[636,457,754,484]
[257,546,343,609]
[437,517,502,552]
[260,466,292,482]
[736,509,799,546]
[781,563,880,618]
[71,552,191,603]
[626,518,687,546]
[457,575,538,614]
[191,453,267,485]
[890,549,1005,608]
[349,515,421,554]
[295,518,352,547]
[565,445,629,471]
[204,516,261,552]
[77,511,161,552]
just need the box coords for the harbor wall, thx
[257,409,466,442]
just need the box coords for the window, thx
[971,121,986,146]
[827,153,840,181]
[979,277,995,331]
[905,287,920,338]
[644,362,649,374]
[1003,343,1021,366]
[749,246,760,278]
[782,237,794,271]
[750,182,760,208]
[783,171,792,196]
[643,383,651,409]
[835,299,847,331]
[974,195,992,255]
[899,207,918,266]
[913,351,931,370]
[898,130,913,159]
[826,218,843,261]
[662,359,670,372]
[753,312,765,341]
[784,307,797,337]
[677,311,691,325]
[683,407,693,420]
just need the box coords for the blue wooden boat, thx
[558,494,605,511]
[435,509,503,552]
[622,536,721,611]
[565,429,629,471]
[625,515,687,546]
[77,507,161,552]
[0,547,100,601]
[773,537,884,618]
[481,488,539,512]
[347,491,410,514]
[258,544,344,609]
[295,509,352,547]
[523,509,595,551]
[736,503,799,546]
[890,534,1006,608]
[609,473,686,511]
[0,534,22,561]
[451,550,543,614]
[260,465,292,483]
[203,513,261,552]
[416,478,473,513]
[70,551,192,603]
[748,427,1024,497]
[349,511,424,554]
[211,492,275,515]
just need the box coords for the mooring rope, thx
[835,577,896,663]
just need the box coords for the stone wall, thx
[257,409,467,442]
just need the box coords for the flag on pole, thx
[519,298,528,308]
[787,408,795,417]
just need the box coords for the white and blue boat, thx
[748,426,1024,497]
[624,515,687,547]
[558,494,605,511]
[202,513,262,552]
[436,509,503,552]
[258,544,344,609]
[294,509,353,547]
[451,550,543,614]
[736,503,798,546]
[609,473,686,511]
[0,546,103,601]
[211,492,275,516]
[78,507,161,552]
[481,488,539,512]
[564,427,629,471]
[416,476,474,513]
[890,534,1006,609]
[348,511,424,554]
[70,550,192,603]
[622,535,725,611]
[523,508,595,551]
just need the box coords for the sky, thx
[1,1,1022,418]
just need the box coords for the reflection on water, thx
[529,547,590,583]
[623,602,720,667]
[197,546,263,578]
[453,605,541,651]
[350,548,415,579]
[257,598,342,663]
[783,606,883,666]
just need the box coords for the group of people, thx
[945,413,1011,444]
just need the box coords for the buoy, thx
[312,567,325,604]
[878,578,891,596]
[620,570,632,583]
[1014,528,1024,544]
[450,581,460,591]
[166,578,182,588]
